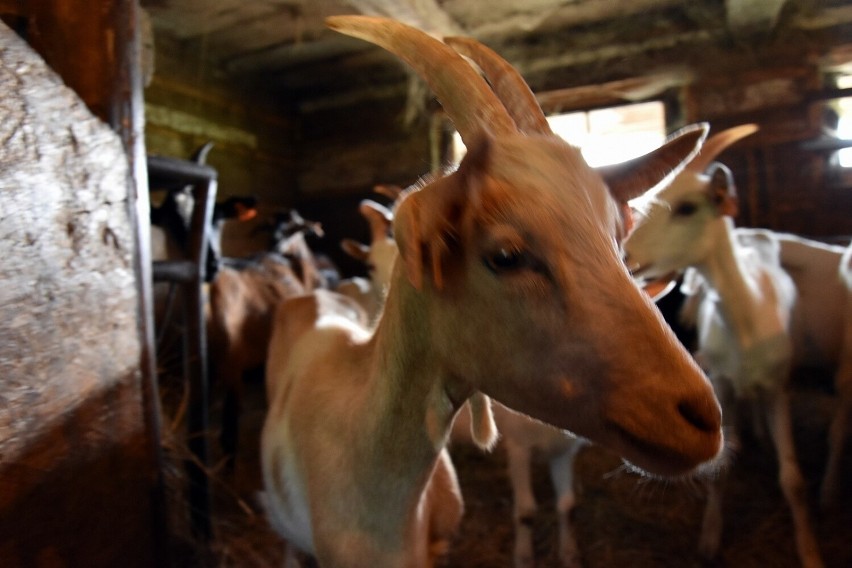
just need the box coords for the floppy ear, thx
[600,123,709,203]
[393,137,492,290]
[706,162,739,218]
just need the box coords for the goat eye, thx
[484,247,527,274]
[673,202,698,217]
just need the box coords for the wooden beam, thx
[518,29,723,78]
[467,0,688,40]
[535,73,692,113]
[0,2,168,564]
[725,0,788,32]
[224,35,373,75]
[0,0,24,15]
[792,5,852,31]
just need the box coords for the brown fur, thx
[260,17,723,568]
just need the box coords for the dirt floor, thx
[159,365,852,568]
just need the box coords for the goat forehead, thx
[489,137,612,221]
[473,186,617,272]
[636,172,707,213]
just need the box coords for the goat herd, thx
[151,16,850,568]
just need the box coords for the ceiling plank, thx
[145,0,272,39]
[454,0,688,40]
[202,1,359,63]
[725,0,788,32]
[792,5,852,31]
[535,73,693,113]
[224,36,373,75]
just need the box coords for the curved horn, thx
[373,183,403,201]
[687,123,758,173]
[326,16,517,145]
[444,36,551,135]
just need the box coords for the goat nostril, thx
[677,399,719,434]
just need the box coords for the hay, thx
[158,367,852,567]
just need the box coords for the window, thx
[835,75,852,167]
[451,100,667,167]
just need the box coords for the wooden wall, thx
[142,31,310,263]
[683,64,852,240]
[293,91,435,275]
[141,7,852,270]
[143,38,433,273]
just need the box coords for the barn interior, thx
[1,0,852,567]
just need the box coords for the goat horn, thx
[373,183,403,201]
[687,123,759,173]
[444,36,551,135]
[326,16,517,145]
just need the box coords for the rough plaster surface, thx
[0,23,141,461]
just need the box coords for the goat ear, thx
[600,123,709,203]
[706,163,738,217]
[393,137,491,291]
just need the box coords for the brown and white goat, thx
[623,125,824,568]
[343,191,587,567]
[261,16,722,568]
[208,212,329,464]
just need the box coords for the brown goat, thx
[261,17,722,568]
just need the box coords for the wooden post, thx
[1,0,170,564]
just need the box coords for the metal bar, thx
[800,137,852,152]
[147,155,217,187]
[184,177,216,541]
[146,153,217,541]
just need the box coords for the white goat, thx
[451,398,587,568]
[623,124,824,568]
[261,16,722,568]
[338,198,398,322]
[752,229,851,509]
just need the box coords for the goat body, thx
[209,217,328,463]
[624,125,824,568]
[262,16,722,568]
[771,232,848,368]
[748,230,851,508]
[452,401,586,568]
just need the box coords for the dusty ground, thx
[159,366,852,568]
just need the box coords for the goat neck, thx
[693,218,788,350]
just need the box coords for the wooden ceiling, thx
[141,0,852,109]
